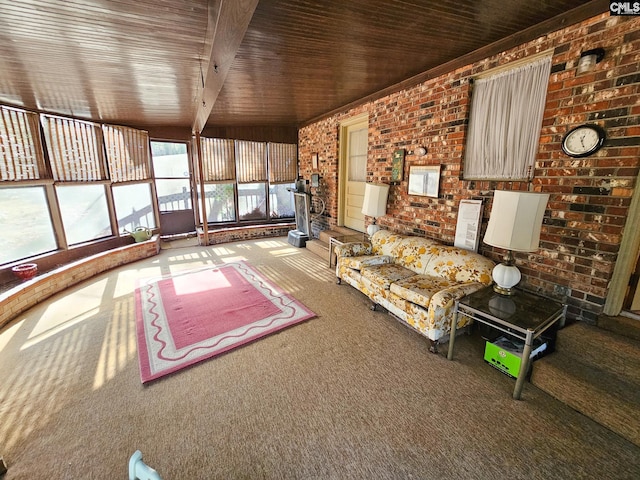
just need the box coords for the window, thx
[267,142,296,220]
[268,142,297,183]
[151,142,192,212]
[348,128,367,182]
[238,182,267,221]
[0,186,57,264]
[41,115,107,181]
[113,183,156,232]
[195,137,297,225]
[464,55,552,180]
[56,184,111,245]
[200,137,235,182]
[103,125,156,234]
[198,183,237,223]
[269,183,295,219]
[103,125,151,182]
[236,141,267,183]
[0,107,46,181]
[1,106,164,265]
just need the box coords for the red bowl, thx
[11,263,38,281]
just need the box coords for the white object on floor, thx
[129,450,162,480]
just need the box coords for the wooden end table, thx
[447,286,565,400]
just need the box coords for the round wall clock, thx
[561,124,606,158]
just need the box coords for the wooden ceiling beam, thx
[192,0,259,134]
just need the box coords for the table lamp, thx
[483,190,550,295]
[361,183,390,236]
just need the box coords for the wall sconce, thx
[413,146,427,156]
[576,47,605,74]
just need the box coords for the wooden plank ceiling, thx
[0,0,609,133]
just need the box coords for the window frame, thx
[463,53,552,181]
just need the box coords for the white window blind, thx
[0,106,46,181]
[235,140,266,183]
[199,137,236,182]
[268,142,297,183]
[102,125,151,182]
[464,55,552,180]
[42,115,107,181]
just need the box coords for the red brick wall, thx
[299,13,640,323]
[200,223,295,244]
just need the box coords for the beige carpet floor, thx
[0,237,639,479]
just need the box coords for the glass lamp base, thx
[492,262,521,296]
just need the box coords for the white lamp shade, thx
[483,190,550,252]
[361,183,390,218]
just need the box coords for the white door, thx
[340,119,368,232]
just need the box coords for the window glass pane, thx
[113,183,156,233]
[198,183,236,223]
[238,182,267,221]
[0,186,57,264]
[348,128,367,182]
[151,142,189,178]
[269,183,295,219]
[56,184,111,245]
[156,179,192,211]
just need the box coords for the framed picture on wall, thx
[408,165,441,197]
[391,149,405,183]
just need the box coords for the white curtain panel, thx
[464,55,552,180]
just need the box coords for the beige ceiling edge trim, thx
[192,0,259,134]
[299,0,609,129]
[473,49,554,79]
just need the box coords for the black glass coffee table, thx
[447,286,565,400]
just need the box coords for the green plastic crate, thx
[484,336,546,379]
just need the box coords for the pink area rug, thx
[135,261,315,383]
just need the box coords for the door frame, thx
[604,173,640,316]
[150,139,196,236]
[338,113,369,227]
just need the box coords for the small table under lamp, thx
[361,183,390,236]
[483,190,550,296]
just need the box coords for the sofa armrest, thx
[428,282,488,330]
[334,242,372,258]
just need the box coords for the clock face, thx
[562,125,605,157]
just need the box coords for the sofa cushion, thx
[361,263,416,289]
[370,230,407,257]
[340,254,392,271]
[393,236,440,273]
[423,245,494,284]
[390,275,459,309]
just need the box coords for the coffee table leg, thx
[513,329,534,400]
[447,302,459,360]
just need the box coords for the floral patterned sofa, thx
[335,229,495,352]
